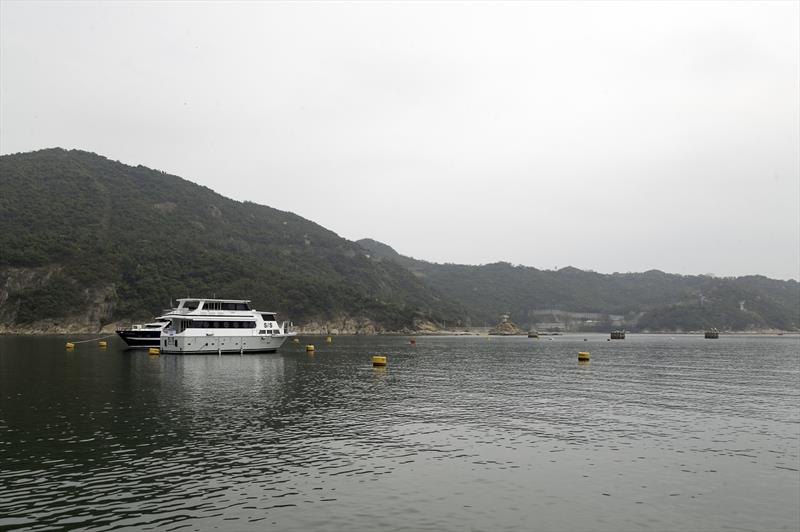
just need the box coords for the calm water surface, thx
[1,334,798,531]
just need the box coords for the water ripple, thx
[1,334,798,531]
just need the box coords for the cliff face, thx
[0,266,118,333]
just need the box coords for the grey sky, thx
[2,1,798,280]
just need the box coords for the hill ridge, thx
[355,239,799,332]
[0,148,464,333]
[0,148,796,333]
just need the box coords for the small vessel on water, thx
[116,320,170,347]
[610,330,626,340]
[705,328,720,339]
[527,330,539,338]
[158,298,295,354]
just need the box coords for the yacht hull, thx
[162,348,279,354]
[159,334,291,354]
[116,330,161,347]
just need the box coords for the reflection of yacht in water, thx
[116,320,169,347]
[159,298,295,354]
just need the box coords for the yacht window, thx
[222,303,236,311]
[223,322,229,328]
[184,300,199,310]
[233,321,240,328]
[203,321,210,328]
[235,303,249,311]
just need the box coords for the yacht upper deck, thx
[164,298,278,318]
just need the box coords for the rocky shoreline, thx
[0,312,795,337]
[1,325,795,336]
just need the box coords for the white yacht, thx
[158,298,295,354]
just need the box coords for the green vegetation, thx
[1,148,796,333]
[356,240,799,332]
[0,149,464,329]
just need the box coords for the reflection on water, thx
[1,334,798,531]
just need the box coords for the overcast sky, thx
[2,1,798,280]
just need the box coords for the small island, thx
[488,314,525,336]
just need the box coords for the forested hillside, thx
[0,149,465,332]
[357,239,799,332]
[1,148,796,334]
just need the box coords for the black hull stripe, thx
[160,349,279,354]
[117,332,160,346]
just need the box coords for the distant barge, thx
[704,328,720,339]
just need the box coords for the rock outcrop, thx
[488,321,525,336]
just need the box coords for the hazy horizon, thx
[2,1,798,280]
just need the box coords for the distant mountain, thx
[0,148,465,333]
[356,239,799,332]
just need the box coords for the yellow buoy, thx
[372,355,387,366]
[148,347,160,355]
[65,342,75,349]
[306,344,315,352]
[98,340,107,347]
[326,336,332,343]
[578,351,590,361]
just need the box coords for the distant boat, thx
[116,320,169,347]
[527,330,539,338]
[610,330,626,340]
[705,328,719,339]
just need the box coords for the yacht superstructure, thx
[158,298,294,354]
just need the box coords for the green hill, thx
[0,148,464,332]
[356,239,800,332]
[1,148,796,334]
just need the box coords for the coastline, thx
[1,315,795,337]
[2,328,796,337]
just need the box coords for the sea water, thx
[1,334,798,531]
